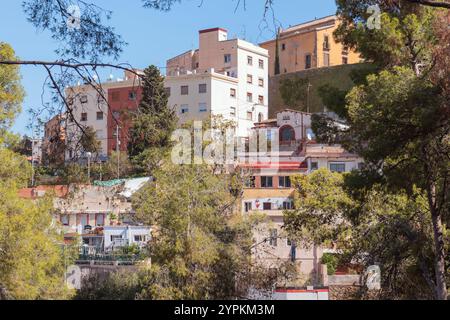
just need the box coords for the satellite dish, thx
[306,128,315,141]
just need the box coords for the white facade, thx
[165,28,269,139]
[103,226,151,249]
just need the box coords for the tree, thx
[279,76,309,110]
[129,161,275,299]
[285,169,440,299]
[312,4,449,299]
[128,65,177,174]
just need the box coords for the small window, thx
[259,59,264,69]
[96,214,104,226]
[60,215,69,226]
[258,113,264,122]
[258,95,264,105]
[128,91,137,100]
[342,56,348,65]
[230,107,236,117]
[181,85,189,95]
[246,111,253,121]
[199,83,207,94]
[80,113,87,122]
[258,78,264,87]
[323,35,330,50]
[134,235,145,242]
[330,163,346,173]
[246,92,253,103]
[305,54,312,69]
[247,56,253,66]
[263,202,272,211]
[283,201,294,210]
[199,103,207,113]
[180,105,189,114]
[244,202,253,213]
[230,88,236,98]
[111,235,123,242]
[323,52,330,67]
[96,112,103,120]
[261,176,273,188]
[279,176,291,188]
[310,162,319,171]
[245,176,256,188]
[80,95,88,104]
[164,87,171,97]
[247,74,253,84]
[224,54,231,63]
[281,43,286,51]
[269,229,278,246]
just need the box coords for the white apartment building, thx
[165,27,269,140]
[64,70,143,162]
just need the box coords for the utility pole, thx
[116,125,120,179]
[306,82,312,113]
[31,137,35,187]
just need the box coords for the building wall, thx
[107,86,143,155]
[260,16,361,77]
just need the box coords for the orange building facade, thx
[260,15,361,76]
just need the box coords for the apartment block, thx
[165,27,269,139]
[260,15,361,76]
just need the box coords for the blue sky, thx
[0,0,337,136]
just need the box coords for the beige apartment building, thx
[260,15,361,76]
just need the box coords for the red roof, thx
[18,185,69,199]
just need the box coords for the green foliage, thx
[279,76,309,109]
[0,42,24,145]
[321,253,339,276]
[80,126,102,156]
[128,65,177,174]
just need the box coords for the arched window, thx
[279,125,295,144]
[258,112,264,122]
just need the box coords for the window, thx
[230,107,236,117]
[269,229,278,246]
[263,202,272,211]
[330,163,346,173]
[245,176,256,188]
[164,87,171,97]
[80,113,87,122]
[287,238,292,246]
[259,59,264,69]
[305,54,312,69]
[281,43,286,51]
[128,91,137,100]
[323,35,330,50]
[310,162,319,171]
[199,103,207,113]
[247,56,253,66]
[111,235,123,242]
[199,83,207,93]
[134,235,145,242]
[342,56,348,65]
[247,74,253,84]
[258,113,264,122]
[246,111,253,120]
[230,88,236,98]
[261,176,273,188]
[279,176,291,188]
[258,95,264,105]
[283,201,294,210]
[244,202,253,213]
[323,52,330,67]
[96,112,103,120]
[246,92,253,102]
[80,95,88,104]
[343,46,349,54]
[224,54,231,63]
[180,105,189,114]
[181,85,189,95]
[111,92,120,101]
[96,214,104,226]
[60,215,69,226]
[258,78,264,87]
[280,125,295,142]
